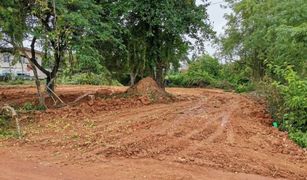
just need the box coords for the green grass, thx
[289,131,307,148]
[0,115,18,139]
[0,80,45,86]
[21,102,46,111]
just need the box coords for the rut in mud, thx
[0,86,306,179]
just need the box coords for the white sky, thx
[197,0,231,56]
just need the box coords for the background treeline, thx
[167,55,254,93]
[0,0,213,89]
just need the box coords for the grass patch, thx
[0,115,18,139]
[21,102,46,111]
[289,131,307,148]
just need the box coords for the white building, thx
[0,47,46,79]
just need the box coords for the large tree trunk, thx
[130,72,137,86]
[46,48,62,94]
[155,63,165,89]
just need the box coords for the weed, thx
[289,131,307,148]
[0,115,17,138]
[22,102,46,111]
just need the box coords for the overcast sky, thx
[197,0,232,56]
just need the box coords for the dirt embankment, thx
[0,85,306,179]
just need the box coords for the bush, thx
[167,73,185,87]
[168,71,215,88]
[235,83,255,93]
[260,65,307,147]
[289,131,307,148]
[213,80,235,91]
[0,115,16,138]
[183,71,215,87]
[22,102,46,111]
[272,67,307,132]
[59,73,122,86]
[167,55,221,88]
[167,56,254,92]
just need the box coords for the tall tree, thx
[122,0,213,87]
[1,0,112,93]
[220,0,307,80]
[0,0,47,106]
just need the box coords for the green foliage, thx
[221,0,307,147]
[189,55,221,78]
[275,67,307,132]
[289,131,307,148]
[259,66,307,147]
[235,84,255,93]
[1,0,116,92]
[0,115,17,138]
[169,71,215,88]
[118,0,213,86]
[168,55,218,87]
[0,80,45,86]
[22,102,46,111]
[221,0,307,80]
[168,55,254,93]
[0,80,23,85]
[59,73,121,86]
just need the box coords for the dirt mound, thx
[126,77,174,103]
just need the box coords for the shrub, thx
[235,83,255,93]
[22,102,46,111]
[183,71,215,87]
[167,73,185,87]
[188,55,221,77]
[279,68,307,132]
[0,115,16,138]
[59,73,122,86]
[168,71,215,88]
[260,65,307,147]
[167,57,254,92]
[289,131,307,148]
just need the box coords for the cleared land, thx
[0,85,306,179]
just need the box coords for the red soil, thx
[0,85,306,179]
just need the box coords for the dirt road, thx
[0,86,306,179]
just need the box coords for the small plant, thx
[289,131,307,148]
[235,83,255,93]
[0,115,17,138]
[22,102,46,111]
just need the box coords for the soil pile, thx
[126,77,174,103]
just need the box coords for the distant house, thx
[0,47,46,79]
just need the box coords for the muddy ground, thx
[0,85,306,180]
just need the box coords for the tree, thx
[1,0,113,93]
[0,0,46,106]
[220,0,307,80]
[122,0,213,88]
[219,0,307,147]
